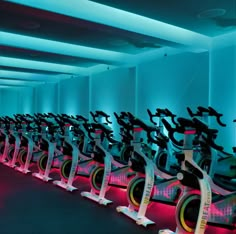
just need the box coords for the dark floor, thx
[0,164,234,234]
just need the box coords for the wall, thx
[18,87,34,114]
[137,52,209,121]
[0,87,34,116]
[209,44,236,151]
[34,83,58,114]
[58,76,89,117]
[0,88,20,116]
[90,67,136,138]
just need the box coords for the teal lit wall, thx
[0,89,20,116]
[0,87,34,116]
[34,83,58,114]
[58,76,89,116]
[18,87,34,114]
[209,44,236,151]
[90,67,136,138]
[137,52,209,120]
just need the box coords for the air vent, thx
[197,8,226,19]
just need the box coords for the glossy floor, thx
[0,164,234,234]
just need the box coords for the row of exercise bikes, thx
[0,106,235,234]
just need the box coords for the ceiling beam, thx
[0,78,46,86]
[0,56,88,76]
[0,70,71,82]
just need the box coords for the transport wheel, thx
[7,145,14,161]
[127,177,153,210]
[18,148,27,166]
[90,166,110,193]
[176,194,200,233]
[38,153,48,172]
[61,159,72,181]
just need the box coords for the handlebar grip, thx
[187,106,209,118]
[201,134,223,151]
[161,119,183,147]
[95,111,112,124]
[96,111,110,118]
[186,107,195,117]
[208,107,226,127]
[90,111,97,123]
[197,106,209,113]
[147,109,157,125]
[165,108,178,125]
[75,115,88,122]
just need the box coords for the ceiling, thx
[0,0,235,88]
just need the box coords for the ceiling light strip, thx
[0,70,71,82]
[0,56,88,75]
[0,32,133,65]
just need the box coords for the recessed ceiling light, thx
[197,8,226,19]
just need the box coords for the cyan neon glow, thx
[211,31,236,50]
[0,56,88,75]
[0,85,24,89]
[0,70,70,82]
[0,32,132,65]
[0,78,44,86]
[6,0,211,50]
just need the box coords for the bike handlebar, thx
[187,106,226,127]
[90,111,112,124]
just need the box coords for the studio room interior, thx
[0,1,235,234]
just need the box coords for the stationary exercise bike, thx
[0,118,10,162]
[117,112,183,226]
[186,106,228,173]
[2,119,21,168]
[147,108,181,173]
[159,117,236,234]
[81,111,136,205]
[15,117,49,174]
[53,115,97,191]
[32,116,74,182]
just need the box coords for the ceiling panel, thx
[0,1,172,55]
[92,0,236,36]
